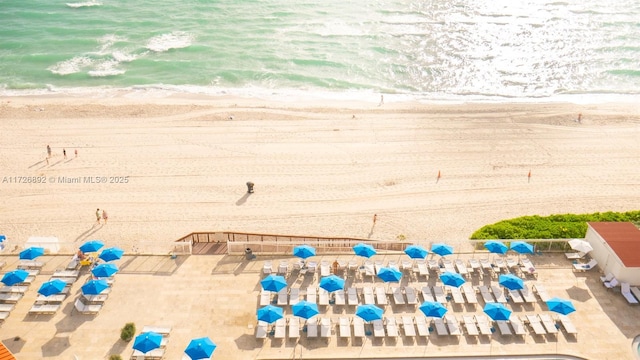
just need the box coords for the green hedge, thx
[470,211,640,240]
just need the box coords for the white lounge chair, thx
[274,318,286,338]
[0,293,22,303]
[449,286,465,304]
[401,259,412,272]
[462,315,479,336]
[445,314,462,336]
[520,257,537,277]
[306,287,317,303]
[334,289,346,305]
[339,317,351,338]
[508,289,524,304]
[347,259,358,271]
[421,286,435,302]
[468,258,481,274]
[519,285,537,303]
[392,287,405,305]
[532,284,550,302]
[432,286,447,304]
[277,288,288,306]
[289,288,300,305]
[525,314,547,335]
[363,287,375,304]
[604,277,619,289]
[259,290,271,306]
[454,259,468,276]
[573,259,597,272]
[320,318,331,338]
[320,261,330,277]
[374,260,384,274]
[29,303,60,315]
[539,314,558,334]
[256,321,268,338]
[74,299,101,314]
[372,319,385,337]
[506,257,519,269]
[442,259,455,273]
[621,282,639,304]
[262,261,273,275]
[277,260,289,275]
[385,317,399,337]
[631,286,640,303]
[388,260,399,272]
[416,259,428,277]
[461,284,478,305]
[289,317,300,338]
[375,287,388,305]
[353,317,365,338]
[494,258,507,272]
[306,318,318,338]
[415,316,429,337]
[427,259,439,271]
[405,286,418,305]
[495,320,512,335]
[478,285,495,303]
[556,314,577,336]
[600,272,614,283]
[479,258,493,272]
[402,316,416,337]
[318,288,330,306]
[347,287,359,305]
[433,317,448,335]
[474,315,493,335]
[0,304,15,312]
[490,285,507,303]
[565,252,586,260]
[509,316,527,336]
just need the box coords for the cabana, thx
[584,222,640,284]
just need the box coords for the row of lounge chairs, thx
[130,325,171,359]
[600,273,640,305]
[28,269,80,315]
[0,263,47,320]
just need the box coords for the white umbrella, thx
[568,239,593,254]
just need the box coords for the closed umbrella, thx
[431,243,454,257]
[568,239,593,254]
[38,279,67,296]
[546,297,576,315]
[1,269,29,286]
[256,305,284,323]
[440,271,466,288]
[498,274,524,290]
[510,241,534,254]
[319,275,345,293]
[79,240,104,253]
[133,331,163,353]
[377,267,402,283]
[81,279,110,295]
[260,274,287,292]
[99,247,124,262]
[483,303,512,321]
[184,336,216,359]
[419,301,448,318]
[19,246,44,260]
[484,240,508,254]
[92,263,119,278]
[404,245,429,259]
[292,245,315,259]
[353,243,376,258]
[355,304,383,322]
[292,300,319,319]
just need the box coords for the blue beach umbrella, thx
[80,240,104,253]
[0,235,5,242]
[353,243,377,258]
[256,305,284,323]
[498,274,524,290]
[260,274,287,292]
[483,303,512,321]
[292,300,320,319]
[419,301,448,318]
[92,263,119,278]
[546,297,576,315]
[1,269,29,286]
[99,247,124,262]
[292,245,315,259]
[184,336,216,359]
[431,243,454,257]
[510,241,534,254]
[19,246,45,260]
[440,271,466,288]
[133,331,163,353]
[38,279,67,296]
[81,279,110,295]
[377,267,402,283]
[355,304,384,322]
[319,275,345,293]
[484,240,508,255]
[404,244,429,259]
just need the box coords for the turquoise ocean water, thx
[1,0,639,102]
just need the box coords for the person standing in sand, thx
[95,208,101,224]
[63,148,67,159]
[373,214,377,225]
[74,149,78,158]
[102,209,108,224]
[47,145,51,158]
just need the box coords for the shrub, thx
[109,355,123,360]
[120,323,135,342]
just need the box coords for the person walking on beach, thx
[577,113,582,123]
[378,95,384,106]
[63,148,67,159]
[373,214,378,226]
[95,208,102,224]
[102,209,108,224]
[47,145,51,157]
[74,149,78,158]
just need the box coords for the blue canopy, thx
[184,336,216,360]
[256,305,284,323]
[261,274,287,292]
[440,271,466,287]
[377,267,402,283]
[80,240,104,253]
[355,304,384,322]
[292,245,316,259]
[546,297,576,315]
[19,246,45,260]
[38,279,67,296]
[498,274,524,290]
[510,241,534,254]
[404,244,429,259]
[484,240,508,254]
[292,300,319,319]
[483,303,512,321]
[1,269,29,286]
[319,275,345,293]
[99,247,124,261]
[81,279,110,295]
[431,243,454,256]
[419,301,448,318]
[133,331,163,353]
[92,263,119,278]
[353,243,376,258]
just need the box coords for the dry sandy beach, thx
[0,95,639,253]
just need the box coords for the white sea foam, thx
[88,59,125,77]
[112,50,137,63]
[145,31,194,52]
[96,34,128,55]
[66,1,102,8]
[48,56,94,75]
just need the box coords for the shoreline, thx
[1,97,639,255]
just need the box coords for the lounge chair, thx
[375,287,388,305]
[320,318,332,338]
[556,314,577,336]
[479,258,493,272]
[306,318,318,338]
[274,318,286,339]
[573,259,597,272]
[401,259,413,272]
[416,260,429,277]
[306,261,317,275]
[0,304,15,312]
[565,252,586,260]
[318,288,330,306]
[468,258,481,274]
[0,286,27,294]
[277,260,289,275]
[289,288,300,305]
[334,289,346,305]
[0,312,9,322]
[405,286,418,305]
[363,287,375,305]
[538,314,558,334]
[506,257,519,269]
[415,316,429,337]
[427,259,439,271]
[520,257,537,277]
[462,315,479,336]
[363,260,375,278]
[262,261,272,275]
[449,286,465,304]
[631,286,640,303]
[508,289,524,304]
[432,286,447,304]
[347,259,358,271]
[621,282,639,304]
[495,320,512,335]
[600,272,615,283]
[509,316,527,336]
[35,294,66,303]
[525,314,547,335]
[347,287,359,305]
[444,314,462,336]
[289,317,300,338]
[339,317,351,338]
[388,260,399,271]
[0,292,22,303]
[519,285,537,303]
[442,259,456,273]
[532,284,550,302]
[461,284,478,305]
[402,316,416,337]
[490,285,507,303]
[277,288,288,306]
[374,260,384,274]
[478,285,495,303]
[353,317,365,338]
[392,287,405,305]
[320,261,330,277]
[494,258,507,272]
[454,259,468,276]
[372,319,385,337]
[604,277,619,289]
[385,317,399,337]
[28,303,60,315]
[420,286,435,302]
[74,299,101,314]
[474,315,493,335]
[433,317,449,335]
[306,287,317,303]
[256,321,268,338]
